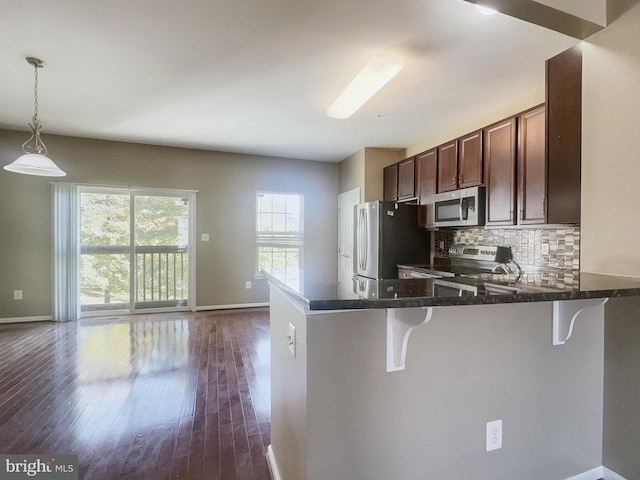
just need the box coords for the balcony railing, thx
[80,245,188,310]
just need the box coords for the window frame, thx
[255,191,304,285]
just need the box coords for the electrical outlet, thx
[486,419,502,452]
[13,290,23,300]
[245,281,252,289]
[287,323,296,358]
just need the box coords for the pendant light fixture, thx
[3,57,66,177]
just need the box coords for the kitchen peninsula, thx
[266,273,640,480]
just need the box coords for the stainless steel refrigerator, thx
[354,201,429,280]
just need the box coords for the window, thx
[53,184,196,320]
[256,192,303,289]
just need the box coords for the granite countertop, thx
[266,271,640,311]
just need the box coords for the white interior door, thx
[338,188,360,297]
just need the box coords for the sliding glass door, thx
[79,187,194,314]
[134,195,190,310]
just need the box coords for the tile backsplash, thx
[433,226,581,288]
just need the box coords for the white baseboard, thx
[266,444,282,480]
[602,466,628,480]
[196,302,269,311]
[566,466,627,480]
[0,315,52,324]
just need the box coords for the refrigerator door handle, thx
[362,208,368,271]
[356,208,362,271]
[358,208,365,271]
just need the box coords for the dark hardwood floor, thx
[0,309,272,480]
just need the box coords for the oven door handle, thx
[409,271,439,279]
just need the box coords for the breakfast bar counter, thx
[267,271,640,311]
[265,272,640,480]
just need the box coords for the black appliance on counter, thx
[354,201,429,280]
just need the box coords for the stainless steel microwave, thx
[433,186,485,228]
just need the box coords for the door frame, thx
[337,188,361,296]
[78,185,197,316]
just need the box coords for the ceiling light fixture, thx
[326,53,404,120]
[475,4,498,15]
[3,57,66,177]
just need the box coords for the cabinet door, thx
[518,105,546,225]
[416,149,437,228]
[437,140,458,193]
[459,130,483,188]
[546,46,581,224]
[383,164,398,201]
[484,117,517,226]
[398,157,416,200]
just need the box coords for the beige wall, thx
[580,2,640,477]
[0,129,339,319]
[405,87,545,158]
[362,147,403,202]
[581,0,640,277]
[338,147,402,201]
[338,149,364,199]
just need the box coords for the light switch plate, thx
[201,233,210,241]
[288,323,296,358]
[13,290,23,300]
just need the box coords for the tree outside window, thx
[256,192,303,290]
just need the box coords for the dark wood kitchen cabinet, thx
[384,157,416,202]
[546,45,581,224]
[484,116,517,226]
[437,140,458,192]
[518,105,546,225]
[383,163,398,201]
[458,130,483,188]
[416,148,437,228]
[397,156,416,200]
[437,131,483,193]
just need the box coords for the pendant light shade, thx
[4,153,67,177]
[3,57,66,177]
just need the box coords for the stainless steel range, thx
[355,244,524,299]
[402,244,521,280]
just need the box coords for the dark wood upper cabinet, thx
[484,116,517,226]
[437,132,483,193]
[416,148,437,228]
[437,140,458,192]
[383,163,398,201]
[458,130,483,188]
[546,45,582,224]
[397,157,416,200]
[518,105,546,225]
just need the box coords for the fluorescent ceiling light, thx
[475,4,498,15]
[326,53,404,120]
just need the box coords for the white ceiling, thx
[0,0,579,162]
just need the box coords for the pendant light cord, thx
[21,59,48,156]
